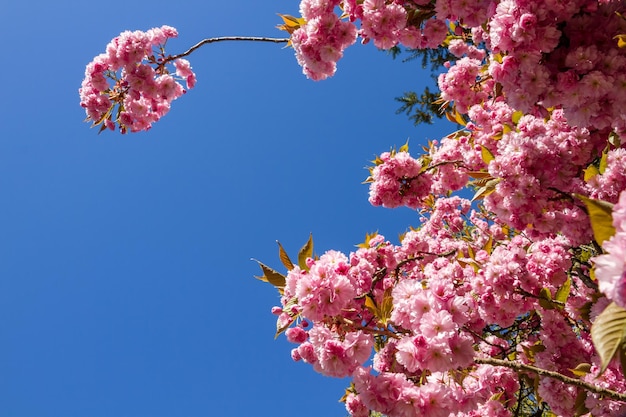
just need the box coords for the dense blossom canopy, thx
[81,1,626,416]
[264,1,626,416]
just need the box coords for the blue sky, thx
[1,2,450,416]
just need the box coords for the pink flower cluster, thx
[438,57,493,113]
[345,1,448,49]
[588,148,626,203]
[533,308,596,413]
[290,1,450,80]
[286,250,360,321]
[273,237,490,414]
[291,0,358,80]
[367,151,433,209]
[291,326,373,377]
[269,182,607,416]
[79,26,196,133]
[287,0,626,137]
[359,0,408,49]
[482,107,599,245]
[486,1,626,131]
[583,363,626,416]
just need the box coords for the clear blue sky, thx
[1,2,449,416]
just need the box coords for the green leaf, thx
[511,110,524,124]
[521,341,545,362]
[583,165,600,181]
[466,171,493,179]
[398,140,409,153]
[372,155,384,166]
[298,233,313,271]
[574,194,616,245]
[573,390,589,417]
[483,235,493,254]
[363,295,379,317]
[278,14,304,27]
[276,241,294,271]
[480,145,495,165]
[252,259,286,293]
[538,287,554,310]
[569,362,592,377]
[379,288,394,326]
[599,147,609,174]
[453,108,466,126]
[467,244,475,260]
[444,108,467,126]
[471,178,500,202]
[555,277,571,306]
[591,301,626,375]
[276,13,306,36]
[93,105,114,127]
[357,231,379,249]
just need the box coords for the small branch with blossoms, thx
[79,27,288,134]
[476,357,626,403]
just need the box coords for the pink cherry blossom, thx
[79,1,626,415]
[80,26,195,133]
[368,151,433,209]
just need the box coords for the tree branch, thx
[475,357,626,403]
[167,36,290,62]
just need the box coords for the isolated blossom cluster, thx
[79,25,196,133]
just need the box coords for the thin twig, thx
[423,159,465,173]
[166,36,290,62]
[475,357,626,402]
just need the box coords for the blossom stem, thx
[475,357,626,402]
[167,36,290,62]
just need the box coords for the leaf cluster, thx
[253,234,314,338]
[253,234,314,294]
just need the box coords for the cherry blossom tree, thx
[80,1,626,416]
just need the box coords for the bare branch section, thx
[167,36,290,62]
[475,357,626,403]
